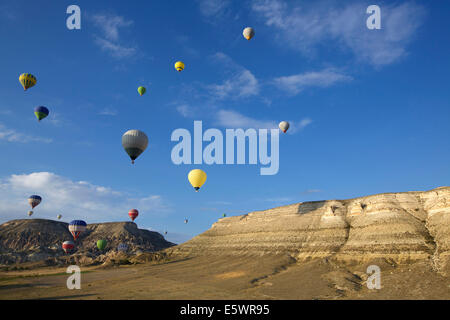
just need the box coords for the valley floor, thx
[0,255,449,300]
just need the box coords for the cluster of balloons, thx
[21,25,292,250]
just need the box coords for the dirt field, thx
[1,255,448,300]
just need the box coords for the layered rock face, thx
[169,187,450,270]
[0,220,175,265]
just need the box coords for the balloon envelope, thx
[62,241,75,253]
[122,130,148,164]
[188,169,207,191]
[68,220,87,240]
[175,61,185,72]
[97,239,107,250]
[138,86,146,96]
[34,106,49,121]
[19,73,37,91]
[28,195,42,209]
[57,214,62,220]
[28,211,33,216]
[128,209,139,221]
[118,243,128,252]
[243,27,255,40]
[279,121,290,133]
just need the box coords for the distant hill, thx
[0,219,175,265]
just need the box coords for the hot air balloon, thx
[174,61,185,72]
[138,86,146,96]
[188,169,207,192]
[243,27,255,40]
[19,73,37,91]
[118,243,128,252]
[279,121,290,133]
[164,231,168,235]
[222,213,227,218]
[97,239,107,251]
[28,211,33,217]
[34,106,49,122]
[184,218,188,224]
[28,195,42,209]
[128,209,139,222]
[122,130,148,164]
[57,214,62,220]
[68,220,87,240]
[62,241,75,253]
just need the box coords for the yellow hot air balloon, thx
[188,169,207,192]
[19,73,37,91]
[174,61,185,72]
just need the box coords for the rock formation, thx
[168,187,450,273]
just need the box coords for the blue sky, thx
[0,0,449,244]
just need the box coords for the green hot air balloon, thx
[97,239,107,251]
[138,86,146,96]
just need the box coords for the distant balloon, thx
[138,86,146,96]
[164,231,167,235]
[222,213,226,217]
[279,121,290,133]
[174,61,185,72]
[243,27,255,40]
[188,169,207,192]
[34,106,49,122]
[184,218,188,224]
[122,129,149,164]
[97,239,107,251]
[62,241,75,253]
[68,220,87,240]
[118,243,128,252]
[28,195,42,209]
[28,211,33,217]
[128,209,139,222]
[57,214,62,220]
[19,73,37,91]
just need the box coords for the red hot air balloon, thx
[128,209,139,221]
[62,241,75,253]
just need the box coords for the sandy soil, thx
[0,255,448,300]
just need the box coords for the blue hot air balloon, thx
[68,220,87,240]
[34,106,49,122]
[118,243,128,252]
[28,195,42,209]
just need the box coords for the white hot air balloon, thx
[243,27,255,40]
[122,130,149,164]
[279,121,290,133]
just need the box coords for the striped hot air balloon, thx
[128,209,139,221]
[68,220,87,240]
[118,243,128,252]
[28,195,42,209]
[122,130,148,164]
[19,73,37,91]
[62,241,75,253]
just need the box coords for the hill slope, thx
[0,220,175,265]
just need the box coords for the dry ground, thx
[0,255,449,300]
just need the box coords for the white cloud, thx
[206,53,260,100]
[0,172,170,223]
[91,13,137,59]
[176,104,192,118]
[197,0,230,18]
[274,69,352,95]
[98,108,118,116]
[0,124,52,144]
[215,110,311,134]
[91,14,133,41]
[94,36,137,59]
[252,0,425,66]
